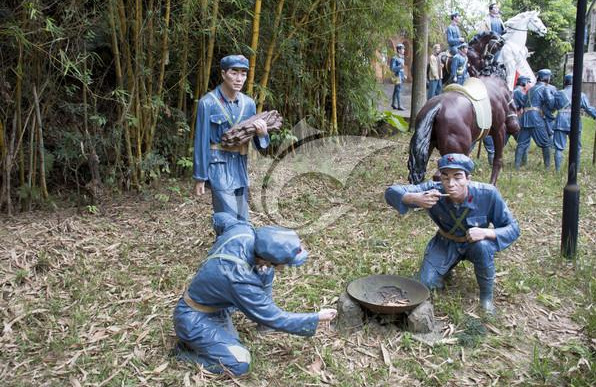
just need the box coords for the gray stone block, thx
[407,300,435,333]
[336,291,364,332]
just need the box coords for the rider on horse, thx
[446,12,465,55]
[480,3,505,36]
[451,43,469,85]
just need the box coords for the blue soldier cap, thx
[255,226,308,267]
[536,69,551,80]
[489,3,497,11]
[450,11,460,19]
[396,43,405,50]
[516,75,530,86]
[458,43,468,50]
[220,55,249,71]
[437,153,475,174]
[564,74,573,84]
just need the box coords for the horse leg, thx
[489,126,506,185]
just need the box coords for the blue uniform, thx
[173,213,319,375]
[193,86,269,220]
[390,55,406,109]
[385,181,519,305]
[513,86,526,111]
[515,82,554,169]
[450,52,468,85]
[488,15,504,36]
[446,24,463,54]
[552,86,596,171]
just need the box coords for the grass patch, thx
[1,119,594,385]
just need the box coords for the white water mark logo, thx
[251,120,396,234]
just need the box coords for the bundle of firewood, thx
[221,110,283,147]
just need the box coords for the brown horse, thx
[408,76,519,185]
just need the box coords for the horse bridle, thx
[506,18,541,33]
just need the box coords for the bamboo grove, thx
[0,1,410,214]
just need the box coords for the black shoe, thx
[397,107,405,111]
[391,105,398,109]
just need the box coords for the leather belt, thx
[183,290,220,313]
[210,143,248,155]
[524,107,542,112]
[438,228,468,243]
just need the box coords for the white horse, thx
[498,10,547,90]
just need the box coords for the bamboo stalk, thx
[0,120,10,214]
[246,0,262,96]
[177,0,192,112]
[146,0,171,155]
[194,0,209,101]
[190,0,210,148]
[109,0,136,187]
[330,0,338,136]
[32,85,48,199]
[82,53,101,195]
[144,0,155,151]
[115,0,139,188]
[134,0,143,179]
[108,0,125,175]
[257,0,285,113]
[16,39,24,189]
[203,0,220,93]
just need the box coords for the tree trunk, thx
[246,0,262,96]
[409,0,429,132]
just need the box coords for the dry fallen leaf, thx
[152,361,168,374]
[380,343,391,366]
[69,376,82,387]
[307,357,323,375]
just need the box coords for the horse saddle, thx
[443,78,492,134]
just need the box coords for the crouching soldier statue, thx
[172,212,337,375]
[385,154,520,314]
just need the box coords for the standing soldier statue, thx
[515,69,555,170]
[390,43,407,110]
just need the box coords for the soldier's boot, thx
[472,246,496,316]
[542,147,551,169]
[514,148,523,170]
[521,150,528,166]
[554,149,563,172]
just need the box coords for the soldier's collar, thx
[217,86,240,103]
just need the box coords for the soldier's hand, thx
[194,181,205,196]
[416,190,441,208]
[466,227,496,242]
[318,308,337,321]
[253,119,268,135]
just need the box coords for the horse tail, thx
[408,101,442,184]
